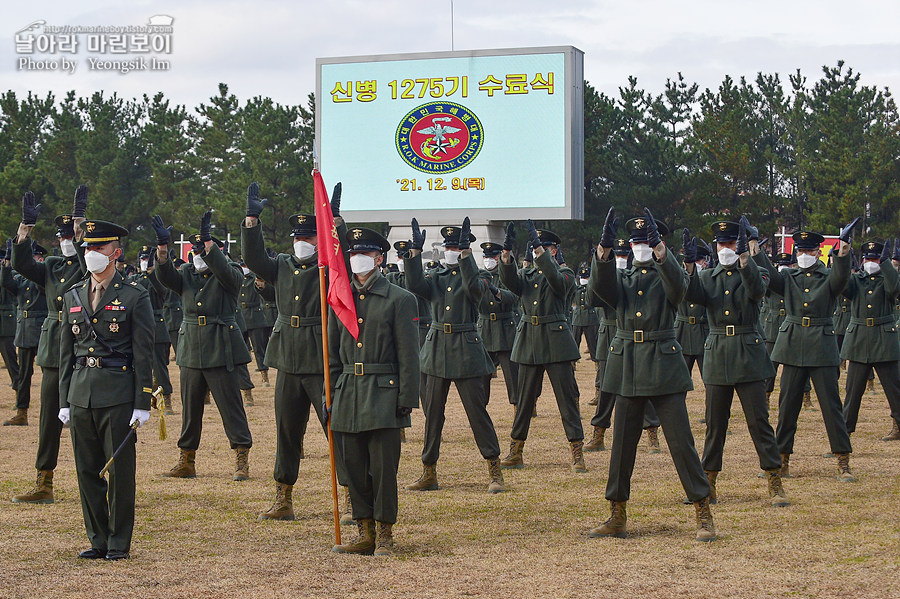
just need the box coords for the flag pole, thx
[320,265,341,546]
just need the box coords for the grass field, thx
[1,346,898,599]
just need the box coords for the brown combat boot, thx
[588,388,599,406]
[588,500,627,538]
[584,426,606,452]
[332,518,376,554]
[3,408,27,426]
[646,427,661,454]
[487,458,505,493]
[766,392,772,409]
[374,521,394,556]
[694,496,717,542]
[500,440,525,469]
[162,394,175,416]
[11,470,54,504]
[242,388,254,407]
[571,441,587,473]
[779,453,791,478]
[260,370,270,387]
[257,482,295,521]
[340,486,354,525]
[836,453,855,482]
[766,469,790,507]
[406,464,438,491]
[233,447,250,481]
[882,419,900,441]
[164,449,196,478]
[802,391,815,410]
[705,470,718,504]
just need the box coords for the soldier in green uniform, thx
[162,251,184,361]
[763,252,791,403]
[238,259,272,387]
[58,219,154,560]
[477,241,519,409]
[403,218,505,493]
[127,246,174,414]
[0,243,19,391]
[676,242,709,378]
[498,221,586,473]
[683,220,788,507]
[588,208,716,542]
[572,265,600,400]
[10,189,88,503]
[754,223,857,481]
[154,212,254,481]
[2,237,48,426]
[330,228,420,556]
[241,183,352,521]
[840,240,900,440]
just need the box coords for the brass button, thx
[489,301,494,306]
[724,290,730,295]
[638,290,643,296]
[534,283,539,288]
[452,271,457,275]
[197,302,202,306]
[804,288,809,292]
[356,342,363,348]
[806,273,811,277]
[445,306,451,310]
[295,270,300,275]
[447,287,452,291]
[302,265,307,269]
[538,270,543,274]
[358,318,363,323]
[57,296,62,301]
[92,318,98,323]
[533,300,538,305]
[727,271,733,276]
[114,283,120,288]
[868,290,873,294]
[867,304,872,309]
[358,294,364,300]
[389,380,394,385]
[641,269,647,274]
[724,310,730,315]
[636,311,642,317]
[803,303,808,307]
[89,347,94,352]
[690,304,694,307]
[60,278,65,283]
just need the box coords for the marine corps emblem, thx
[109,322,119,333]
[71,324,80,335]
[396,102,483,174]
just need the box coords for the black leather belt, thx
[708,325,758,336]
[342,363,397,376]
[850,315,895,327]
[526,314,567,326]
[437,322,476,333]
[276,314,319,328]
[614,329,676,343]
[481,311,516,322]
[75,356,133,369]
[784,315,834,327]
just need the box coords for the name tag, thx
[69,306,82,313]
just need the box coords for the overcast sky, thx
[3,0,898,109]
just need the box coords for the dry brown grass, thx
[1,345,899,599]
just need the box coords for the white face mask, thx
[140,259,149,272]
[396,260,405,273]
[717,248,738,267]
[241,266,250,275]
[863,261,881,275]
[778,265,790,272]
[483,257,498,270]
[350,253,376,275]
[294,240,316,259]
[193,255,208,272]
[695,262,704,272]
[796,254,818,269]
[615,257,629,270]
[632,244,653,263]
[59,238,76,257]
[85,250,113,274]
[578,278,589,286]
[443,250,461,265]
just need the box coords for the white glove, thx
[58,408,70,425]
[129,409,150,428]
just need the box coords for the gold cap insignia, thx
[297,215,307,224]
[719,222,728,231]
[536,230,543,237]
[800,232,809,239]
[352,229,363,239]
[61,216,71,224]
[634,218,645,228]
[85,222,96,232]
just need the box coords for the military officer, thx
[763,252,791,403]
[683,220,788,507]
[840,240,900,440]
[676,241,709,378]
[10,188,88,504]
[476,240,520,409]
[162,251,184,360]
[572,265,600,384]
[754,222,857,481]
[241,182,351,521]
[588,208,716,542]
[128,246,174,414]
[154,211,254,481]
[498,220,586,473]
[0,243,19,391]
[403,218,505,493]
[58,219,154,561]
[238,259,272,387]
[330,228,419,556]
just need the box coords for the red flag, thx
[314,170,359,339]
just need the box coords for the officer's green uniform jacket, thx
[572,284,600,327]
[755,251,851,367]
[1,265,46,349]
[476,268,519,353]
[241,219,347,375]
[686,260,774,385]
[239,273,270,330]
[500,250,580,365]
[12,240,85,367]
[157,244,250,371]
[59,271,155,410]
[257,281,277,327]
[762,290,787,342]
[0,274,16,337]
[385,270,431,345]
[127,269,170,345]
[404,252,494,378]
[327,270,420,433]
[840,261,900,363]
[588,299,617,362]
[833,296,851,336]
[162,285,183,334]
[589,247,693,396]
[675,298,708,356]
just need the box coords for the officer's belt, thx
[75,356,133,370]
[784,315,834,327]
[708,325,758,336]
[182,315,238,372]
[21,310,47,319]
[480,311,516,322]
[342,363,397,376]
[850,315,895,327]
[525,314,568,326]
[276,314,320,328]
[436,322,476,333]
[675,315,705,325]
[615,328,676,343]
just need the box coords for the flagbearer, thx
[331,228,419,556]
